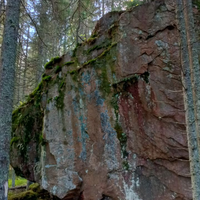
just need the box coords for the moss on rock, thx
[64,61,75,66]
[44,56,61,69]
[42,75,52,82]
[54,65,62,73]
[84,34,98,45]
[11,71,46,179]
[114,122,128,159]
[8,183,60,200]
[72,43,82,57]
[28,183,40,193]
[86,40,111,55]
[54,77,66,109]
[8,190,37,200]
[11,102,44,160]
[68,69,79,82]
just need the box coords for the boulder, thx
[11,1,192,199]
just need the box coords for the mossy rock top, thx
[8,183,60,200]
[8,190,37,200]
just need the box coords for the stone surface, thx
[11,1,193,200]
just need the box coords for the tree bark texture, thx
[22,26,30,97]
[0,0,20,199]
[176,0,200,199]
[36,0,48,85]
[11,168,15,188]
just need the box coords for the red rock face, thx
[11,0,192,200]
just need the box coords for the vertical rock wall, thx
[11,1,192,199]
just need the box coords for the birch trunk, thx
[0,0,20,199]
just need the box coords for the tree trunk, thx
[176,0,200,199]
[111,0,114,11]
[11,168,15,188]
[76,0,81,45]
[0,0,20,199]
[102,0,105,16]
[36,0,47,85]
[22,26,30,98]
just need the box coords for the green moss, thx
[55,65,62,73]
[99,67,111,96]
[108,22,119,37]
[12,109,24,132]
[31,82,43,96]
[115,122,123,139]
[99,42,117,57]
[141,71,149,83]
[75,42,117,98]
[86,45,101,54]
[27,81,44,104]
[54,77,66,109]
[193,0,200,9]
[8,182,60,200]
[47,97,52,103]
[44,65,53,69]
[39,134,47,146]
[91,33,98,38]
[42,75,51,82]
[95,45,117,97]
[69,70,76,74]
[122,161,129,171]
[12,97,44,161]
[115,122,128,159]
[55,95,64,109]
[83,59,96,67]
[59,79,65,90]
[44,56,61,69]
[112,72,149,95]
[72,43,82,57]
[42,73,47,78]
[83,33,98,45]
[110,94,120,120]
[10,136,20,146]
[8,190,37,200]
[83,42,117,67]
[28,183,40,192]
[67,42,117,90]
[64,61,75,66]
[85,37,97,45]
[69,70,79,82]
[112,75,139,93]
[86,41,111,55]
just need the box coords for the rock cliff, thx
[11,1,193,199]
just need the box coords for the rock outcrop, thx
[11,1,193,199]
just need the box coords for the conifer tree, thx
[176,0,200,199]
[0,0,20,199]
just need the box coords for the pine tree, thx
[0,0,20,199]
[176,0,200,199]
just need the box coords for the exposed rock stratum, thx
[11,1,193,199]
